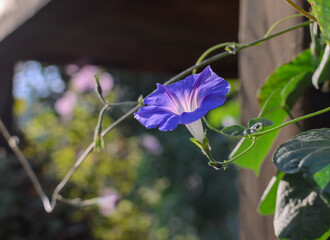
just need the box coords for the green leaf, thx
[274,173,330,240]
[308,163,330,204]
[248,117,273,128]
[273,129,330,174]
[313,164,330,189]
[280,71,314,108]
[190,133,216,164]
[232,50,315,174]
[258,171,285,215]
[221,125,246,137]
[93,132,104,152]
[258,49,314,107]
[231,89,288,174]
[316,228,330,240]
[190,137,203,150]
[273,129,330,204]
[320,180,330,204]
[308,0,330,44]
[312,45,330,89]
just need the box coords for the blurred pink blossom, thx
[97,189,120,216]
[54,92,77,120]
[141,134,163,155]
[70,65,113,94]
[65,64,79,76]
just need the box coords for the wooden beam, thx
[238,0,305,239]
[0,0,238,75]
[0,0,50,42]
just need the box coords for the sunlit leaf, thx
[231,89,287,175]
[258,171,285,215]
[308,0,330,44]
[258,49,314,106]
[232,49,315,174]
[281,71,313,108]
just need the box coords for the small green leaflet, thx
[221,117,273,137]
[221,125,246,137]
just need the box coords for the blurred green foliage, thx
[1,62,238,240]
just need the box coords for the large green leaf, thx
[273,129,330,173]
[273,129,330,203]
[231,51,314,174]
[231,89,288,174]
[281,71,313,108]
[274,173,330,240]
[258,171,285,215]
[258,49,314,106]
[308,0,330,44]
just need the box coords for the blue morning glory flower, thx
[134,66,230,142]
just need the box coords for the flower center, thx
[166,88,199,115]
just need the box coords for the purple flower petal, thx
[134,66,230,131]
[134,106,179,131]
[143,84,178,113]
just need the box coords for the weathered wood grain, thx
[238,0,306,239]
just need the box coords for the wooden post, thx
[238,0,305,239]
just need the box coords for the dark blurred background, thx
[0,0,240,239]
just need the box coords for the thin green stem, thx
[264,14,303,38]
[284,0,318,23]
[97,105,109,132]
[192,42,236,74]
[93,105,108,150]
[192,14,304,75]
[252,106,330,137]
[49,103,141,212]
[163,21,312,86]
[222,138,256,165]
[203,117,222,135]
[283,105,304,131]
[57,195,99,207]
[106,101,138,107]
[0,119,52,212]
[94,74,108,105]
[0,20,313,212]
